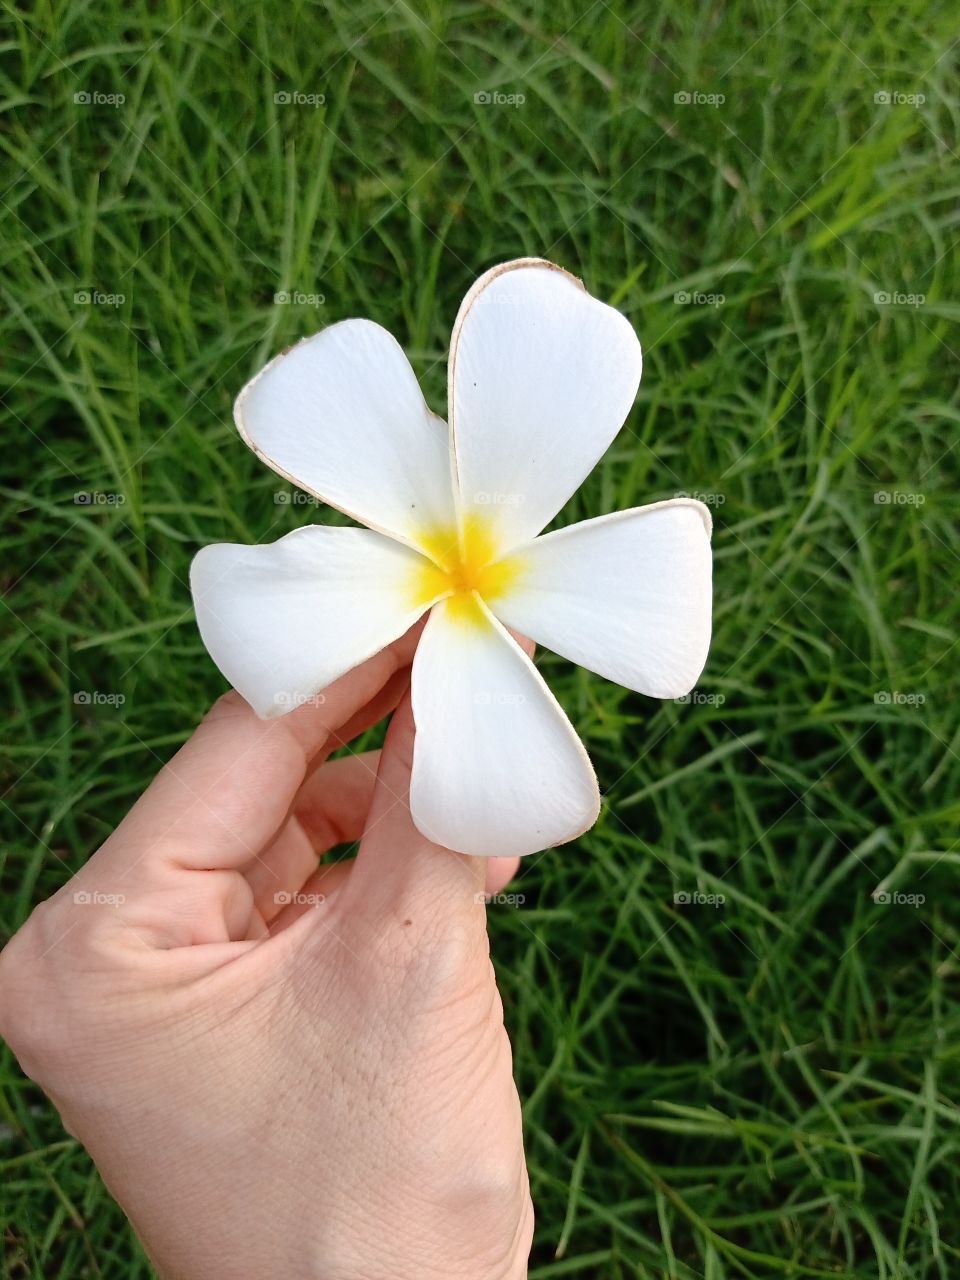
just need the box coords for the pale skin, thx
[0,620,534,1279]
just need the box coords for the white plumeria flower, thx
[191,258,713,858]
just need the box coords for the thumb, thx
[345,692,488,924]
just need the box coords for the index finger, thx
[96,620,426,877]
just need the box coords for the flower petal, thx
[191,525,441,718]
[235,319,456,552]
[409,596,600,857]
[448,258,643,552]
[493,500,713,699]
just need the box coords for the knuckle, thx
[375,907,489,999]
[405,1105,531,1271]
[0,901,68,1070]
[420,915,489,990]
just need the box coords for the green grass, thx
[2,0,959,1275]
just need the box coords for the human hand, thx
[0,622,533,1279]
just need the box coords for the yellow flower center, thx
[410,514,523,623]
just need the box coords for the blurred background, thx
[1,1,958,1275]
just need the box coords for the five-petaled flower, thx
[191,258,713,857]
